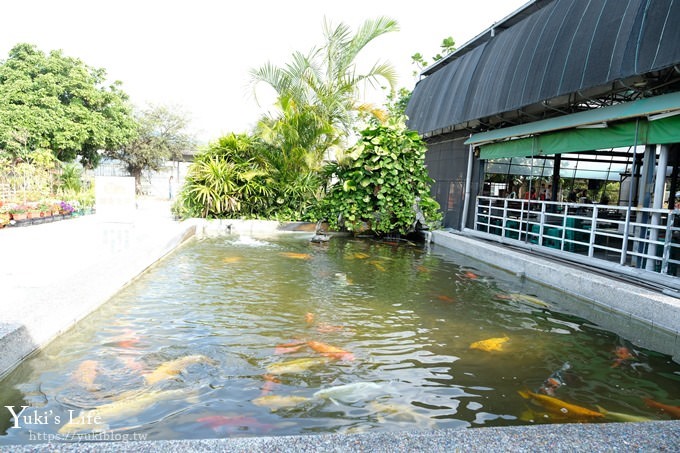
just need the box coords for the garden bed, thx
[0,202,95,229]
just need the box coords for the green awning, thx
[477,108,680,160]
[466,90,680,146]
[479,115,680,160]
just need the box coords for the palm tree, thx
[250,16,399,157]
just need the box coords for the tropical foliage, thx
[174,131,324,221]
[174,134,266,218]
[250,16,399,157]
[312,115,441,235]
[174,17,443,234]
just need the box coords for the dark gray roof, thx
[406,0,680,137]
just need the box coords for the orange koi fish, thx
[436,294,455,303]
[260,373,281,395]
[72,360,99,390]
[117,339,139,348]
[611,346,635,368]
[113,328,140,349]
[538,362,570,396]
[416,265,430,273]
[469,336,510,352]
[119,355,144,373]
[463,271,478,279]
[307,340,355,361]
[274,341,306,355]
[280,252,312,260]
[518,390,604,420]
[352,252,370,259]
[305,312,315,324]
[644,398,680,419]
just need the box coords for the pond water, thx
[1,234,679,444]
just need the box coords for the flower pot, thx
[28,210,42,219]
[11,212,27,221]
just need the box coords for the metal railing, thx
[473,196,680,281]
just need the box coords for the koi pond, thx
[1,234,679,444]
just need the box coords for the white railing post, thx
[588,206,598,257]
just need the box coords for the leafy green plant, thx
[59,162,83,192]
[7,204,27,214]
[76,187,95,210]
[175,133,274,219]
[313,115,441,235]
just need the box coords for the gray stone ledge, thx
[4,421,679,452]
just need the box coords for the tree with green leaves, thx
[411,37,456,76]
[105,104,195,193]
[250,16,399,160]
[0,43,137,167]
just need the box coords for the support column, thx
[634,145,656,267]
[645,145,669,271]
[551,154,561,202]
[668,144,679,210]
[460,144,475,230]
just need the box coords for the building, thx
[405,0,680,288]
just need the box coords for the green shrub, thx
[313,117,441,235]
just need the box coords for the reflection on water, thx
[1,235,679,443]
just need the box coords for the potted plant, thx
[60,201,75,216]
[25,202,40,219]
[50,202,61,216]
[8,205,28,221]
[38,202,53,217]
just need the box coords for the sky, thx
[1,0,528,144]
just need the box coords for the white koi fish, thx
[313,382,385,404]
[368,401,436,429]
[266,357,329,375]
[252,395,311,411]
[58,388,194,434]
[596,405,654,423]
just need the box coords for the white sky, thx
[1,0,527,144]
